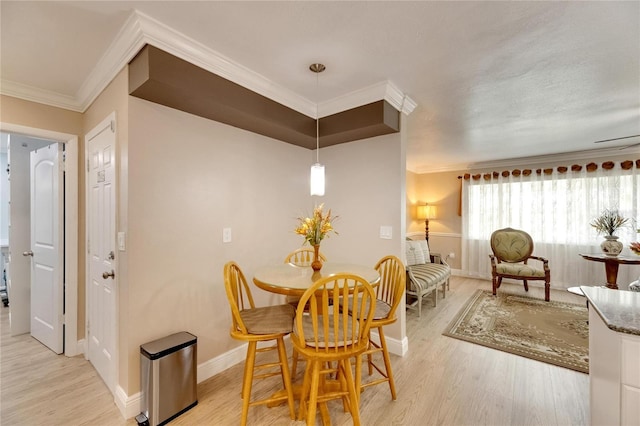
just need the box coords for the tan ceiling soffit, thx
[129,45,399,149]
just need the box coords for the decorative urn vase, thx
[311,244,323,271]
[600,235,623,257]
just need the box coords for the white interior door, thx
[29,143,64,354]
[87,118,116,392]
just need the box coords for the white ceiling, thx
[1,1,639,172]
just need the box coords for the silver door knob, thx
[23,250,34,257]
[102,270,115,279]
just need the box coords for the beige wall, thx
[127,97,298,392]
[321,132,406,340]
[2,81,408,400]
[406,170,462,269]
[125,97,406,393]
[0,95,83,134]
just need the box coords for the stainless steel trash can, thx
[138,332,197,426]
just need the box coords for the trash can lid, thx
[140,331,197,360]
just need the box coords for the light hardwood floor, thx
[0,277,589,425]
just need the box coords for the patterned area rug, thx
[443,290,589,373]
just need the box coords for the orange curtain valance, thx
[457,159,639,181]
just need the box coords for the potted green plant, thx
[590,209,628,257]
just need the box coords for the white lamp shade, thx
[310,163,325,196]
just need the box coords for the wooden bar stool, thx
[291,273,376,426]
[284,247,327,379]
[361,255,405,399]
[223,261,296,426]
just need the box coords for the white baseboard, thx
[76,338,86,358]
[113,343,248,419]
[115,385,141,419]
[370,330,409,357]
[196,343,247,384]
[450,268,465,277]
[112,335,416,419]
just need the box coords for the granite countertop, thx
[580,286,640,336]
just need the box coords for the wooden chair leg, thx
[241,342,257,426]
[276,338,296,420]
[298,360,312,421]
[378,327,397,400]
[545,281,550,302]
[344,358,361,426]
[367,340,374,376]
[523,279,529,292]
[306,360,321,426]
[335,361,350,412]
[291,349,299,380]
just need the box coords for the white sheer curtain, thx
[462,162,640,290]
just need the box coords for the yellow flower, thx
[295,203,338,245]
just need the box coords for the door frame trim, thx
[0,122,79,356]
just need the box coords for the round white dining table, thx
[253,262,380,297]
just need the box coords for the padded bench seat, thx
[406,255,451,317]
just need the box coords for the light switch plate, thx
[117,232,126,251]
[379,226,392,239]
[223,227,232,243]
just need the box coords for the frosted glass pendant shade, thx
[310,163,325,196]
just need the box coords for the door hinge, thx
[110,120,116,133]
[60,313,65,325]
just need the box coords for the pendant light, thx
[309,63,325,196]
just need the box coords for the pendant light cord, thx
[310,63,325,163]
[316,69,320,163]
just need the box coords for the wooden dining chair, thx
[223,261,296,426]
[284,246,327,267]
[285,246,328,379]
[291,273,376,426]
[360,255,405,400]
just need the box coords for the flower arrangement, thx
[295,203,338,246]
[590,209,628,236]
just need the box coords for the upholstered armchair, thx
[489,227,550,301]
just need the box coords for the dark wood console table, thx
[579,253,640,290]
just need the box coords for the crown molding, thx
[0,79,83,112]
[1,9,415,118]
[319,80,416,118]
[76,11,148,112]
[385,81,417,115]
[412,145,640,174]
[133,11,317,117]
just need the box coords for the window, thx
[462,162,639,288]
